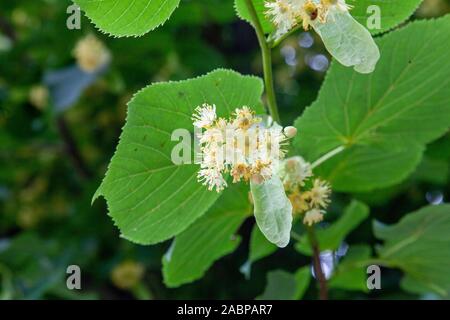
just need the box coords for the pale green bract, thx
[250,175,293,248]
[312,8,380,74]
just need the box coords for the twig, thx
[307,226,329,300]
[56,115,92,180]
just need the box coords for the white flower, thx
[192,104,217,129]
[322,0,351,13]
[265,0,299,37]
[192,104,294,191]
[303,208,324,226]
[278,156,313,189]
[308,178,331,208]
[197,168,227,192]
[233,106,260,130]
[319,0,352,22]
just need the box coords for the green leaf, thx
[316,144,424,193]
[296,200,369,256]
[329,245,372,292]
[374,204,450,298]
[240,223,278,278]
[413,156,449,185]
[162,184,251,288]
[74,0,181,37]
[256,267,311,300]
[234,0,275,34]
[350,0,424,35]
[94,69,264,245]
[251,175,293,248]
[294,16,450,192]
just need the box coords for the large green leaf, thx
[251,176,293,248]
[162,184,251,288]
[94,69,264,245]
[329,245,372,292]
[240,223,278,278]
[234,0,275,34]
[74,0,181,37]
[350,0,424,35]
[256,267,310,300]
[374,204,450,298]
[294,16,450,192]
[296,200,369,256]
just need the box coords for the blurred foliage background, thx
[0,0,449,299]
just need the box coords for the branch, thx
[307,226,329,300]
[56,115,92,180]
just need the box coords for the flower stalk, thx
[244,0,281,124]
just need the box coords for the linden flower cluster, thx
[265,0,352,37]
[278,156,332,226]
[73,34,111,73]
[192,104,297,192]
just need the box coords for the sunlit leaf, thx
[294,16,450,192]
[350,0,424,35]
[74,0,181,37]
[234,0,275,34]
[94,69,264,245]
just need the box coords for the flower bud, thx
[283,126,297,138]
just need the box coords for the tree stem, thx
[244,0,281,124]
[307,226,329,300]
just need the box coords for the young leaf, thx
[294,16,450,192]
[311,9,380,74]
[74,0,181,37]
[295,200,369,255]
[250,175,293,248]
[256,267,311,300]
[234,0,275,34]
[94,69,264,245]
[162,184,251,288]
[374,204,450,298]
[350,0,424,35]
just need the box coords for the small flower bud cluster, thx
[278,156,332,226]
[192,104,297,192]
[265,0,352,37]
